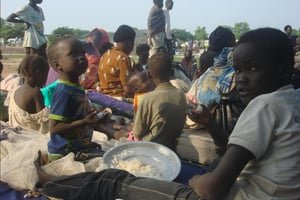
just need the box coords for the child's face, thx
[233,43,279,105]
[127,72,155,96]
[56,39,88,78]
[140,73,155,93]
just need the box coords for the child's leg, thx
[42,169,199,200]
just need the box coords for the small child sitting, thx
[180,49,197,80]
[46,36,107,162]
[126,70,155,103]
[126,70,155,141]
[5,54,50,133]
[132,53,187,150]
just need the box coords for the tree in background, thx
[233,22,250,39]
[46,27,89,44]
[194,26,208,41]
[293,28,300,36]
[0,18,24,41]
[172,28,194,43]
[1,17,299,48]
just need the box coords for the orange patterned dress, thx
[98,47,132,97]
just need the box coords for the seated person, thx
[42,27,300,200]
[5,55,50,134]
[98,25,136,97]
[41,60,131,141]
[125,70,155,141]
[193,50,218,80]
[126,70,155,103]
[180,49,197,80]
[132,43,150,72]
[41,69,132,141]
[171,63,192,88]
[188,25,236,102]
[186,47,244,134]
[190,47,235,105]
[46,36,107,161]
[79,27,112,91]
[131,53,187,151]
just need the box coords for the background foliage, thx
[1,17,300,47]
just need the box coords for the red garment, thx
[80,28,110,91]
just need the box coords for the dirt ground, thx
[1,58,23,78]
[1,47,26,78]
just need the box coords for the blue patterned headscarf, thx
[195,47,235,105]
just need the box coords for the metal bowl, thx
[103,141,181,181]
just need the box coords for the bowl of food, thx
[103,141,181,181]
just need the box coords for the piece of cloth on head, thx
[86,28,110,54]
[80,27,111,91]
[113,25,136,42]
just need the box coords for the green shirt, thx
[133,82,187,150]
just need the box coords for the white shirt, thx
[163,9,172,40]
[228,85,300,199]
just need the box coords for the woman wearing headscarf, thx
[186,26,243,134]
[80,28,112,91]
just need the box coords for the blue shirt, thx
[47,80,93,155]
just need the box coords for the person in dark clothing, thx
[284,25,297,49]
[147,0,166,56]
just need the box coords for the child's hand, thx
[187,103,212,125]
[83,110,106,125]
[102,107,112,119]
[188,173,212,200]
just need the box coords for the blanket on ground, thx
[0,121,124,191]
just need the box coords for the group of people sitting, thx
[0,24,300,199]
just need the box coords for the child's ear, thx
[51,60,62,72]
